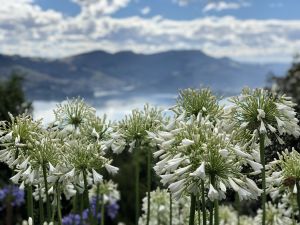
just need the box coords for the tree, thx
[0,73,32,121]
[0,73,32,186]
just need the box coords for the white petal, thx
[181,138,194,147]
[228,178,240,192]
[105,164,119,175]
[219,149,229,157]
[190,162,205,179]
[219,181,227,192]
[10,170,22,184]
[208,184,219,201]
[259,121,267,134]
[247,160,263,172]
[92,169,103,184]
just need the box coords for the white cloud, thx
[173,0,190,7]
[203,1,250,12]
[73,0,131,17]
[0,0,299,63]
[269,2,283,8]
[140,6,151,15]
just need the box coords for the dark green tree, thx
[0,73,32,121]
[0,73,33,185]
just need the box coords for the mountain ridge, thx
[0,50,288,101]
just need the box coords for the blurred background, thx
[0,0,300,224]
[0,0,299,121]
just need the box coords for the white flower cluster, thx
[149,113,262,201]
[101,104,163,154]
[0,98,119,201]
[229,88,300,147]
[255,202,296,225]
[138,188,190,225]
[89,180,120,205]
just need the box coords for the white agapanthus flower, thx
[150,114,262,201]
[101,104,163,154]
[138,188,191,225]
[89,180,120,205]
[228,88,300,147]
[254,202,294,225]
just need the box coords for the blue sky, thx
[0,0,300,62]
[36,0,299,20]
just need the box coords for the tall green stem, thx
[83,170,92,222]
[189,194,196,225]
[146,149,152,225]
[42,163,51,221]
[135,149,140,225]
[201,180,207,225]
[211,175,218,225]
[197,194,201,225]
[27,185,34,223]
[209,201,213,225]
[259,134,266,225]
[95,183,100,225]
[80,193,84,224]
[101,194,105,225]
[56,184,62,225]
[296,180,300,217]
[38,186,44,224]
[235,193,240,225]
[169,192,172,225]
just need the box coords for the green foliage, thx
[0,74,32,121]
[0,73,32,186]
[274,56,300,112]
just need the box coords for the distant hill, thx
[0,50,289,101]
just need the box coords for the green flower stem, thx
[201,180,207,225]
[169,192,172,225]
[135,149,140,225]
[51,199,56,222]
[296,180,300,216]
[235,193,240,225]
[189,194,196,225]
[83,170,92,223]
[211,175,218,225]
[259,134,266,225]
[209,201,213,225]
[72,193,78,213]
[27,185,34,224]
[42,163,51,221]
[146,148,152,225]
[101,194,105,225]
[38,187,44,224]
[95,184,100,225]
[56,184,62,225]
[5,193,12,225]
[197,194,201,225]
[80,193,84,225]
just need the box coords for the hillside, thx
[0,50,287,101]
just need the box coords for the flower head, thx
[106,104,163,154]
[229,88,300,147]
[174,88,223,120]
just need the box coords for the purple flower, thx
[62,213,83,225]
[106,202,119,219]
[0,185,24,210]
[62,196,119,224]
